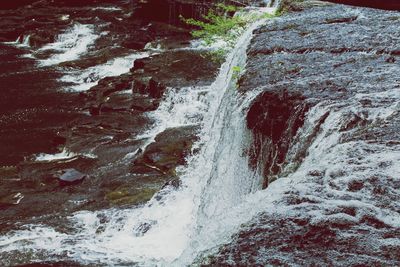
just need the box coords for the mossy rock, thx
[0,166,18,179]
[105,187,158,206]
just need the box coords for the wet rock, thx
[121,31,153,50]
[339,112,368,132]
[133,125,199,174]
[100,91,135,113]
[241,2,400,188]
[105,187,158,206]
[58,47,129,69]
[324,0,400,10]
[133,221,154,237]
[209,2,400,266]
[130,50,219,88]
[135,0,212,26]
[131,94,160,112]
[148,78,166,98]
[56,168,86,186]
[83,46,219,118]
[162,178,181,189]
[246,90,309,187]
[205,213,399,266]
[0,0,215,246]
[0,192,24,207]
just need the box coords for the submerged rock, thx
[105,187,158,206]
[56,168,86,186]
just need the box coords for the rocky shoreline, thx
[206,1,400,265]
[0,0,221,232]
[0,0,399,266]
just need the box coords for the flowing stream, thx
[2,1,400,266]
[0,7,277,266]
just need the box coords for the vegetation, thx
[182,4,246,46]
[181,3,280,63]
[232,65,242,80]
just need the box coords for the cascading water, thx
[59,52,149,92]
[36,23,99,67]
[0,8,276,266]
[2,1,399,265]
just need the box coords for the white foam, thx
[36,24,99,67]
[34,148,77,162]
[3,35,31,48]
[59,52,149,92]
[34,148,97,162]
[92,7,122,11]
[0,226,67,253]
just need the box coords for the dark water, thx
[0,44,83,165]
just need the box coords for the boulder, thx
[56,168,86,186]
[133,125,199,174]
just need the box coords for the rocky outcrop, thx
[84,49,218,115]
[0,0,220,232]
[208,2,400,265]
[324,0,400,10]
[100,126,199,207]
[246,90,309,188]
[132,125,199,175]
[242,1,400,187]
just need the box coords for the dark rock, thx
[130,50,219,88]
[0,192,24,208]
[206,2,400,266]
[104,187,158,206]
[133,125,199,174]
[121,31,152,50]
[162,178,181,189]
[135,0,213,26]
[324,0,400,10]
[133,221,154,237]
[246,90,309,187]
[148,78,166,98]
[386,56,396,63]
[131,94,160,112]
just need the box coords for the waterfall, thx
[0,4,284,267]
[0,10,272,266]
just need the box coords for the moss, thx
[0,166,18,179]
[277,0,305,14]
[105,187,158,206]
